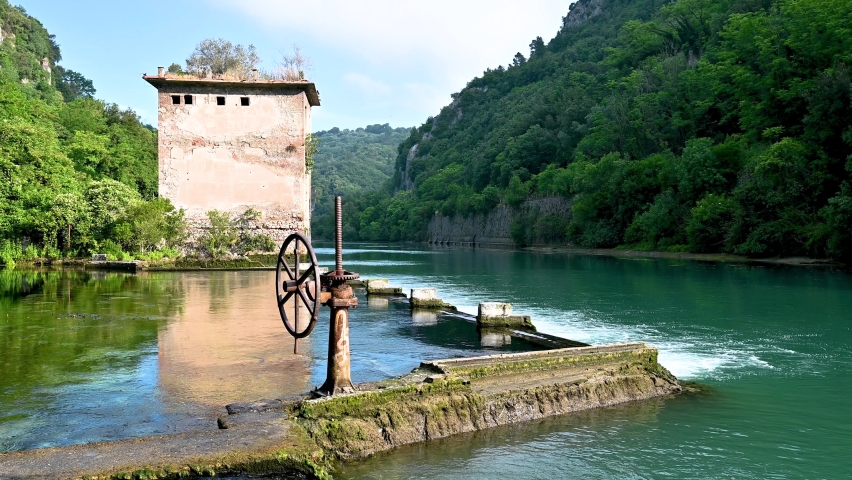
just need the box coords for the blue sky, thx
[19,0,572,131]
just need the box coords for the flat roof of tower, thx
[142,74,320,106]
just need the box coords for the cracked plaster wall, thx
[156,84,312,242]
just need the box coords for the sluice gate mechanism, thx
[275,196,359,396]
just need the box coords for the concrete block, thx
[411,288,438,301]
[91,254,108,261]
[409,288,456,310]
[366,278,404,295]
[477,301,535,331]
[366,278,389,289]
[478,302,512,318]
[478,315,535,331]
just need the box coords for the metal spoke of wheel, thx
[275,232,321,340]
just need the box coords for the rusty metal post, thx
[318,196,359,395]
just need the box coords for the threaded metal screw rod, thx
[318,195,359,396]
[335,196,343,273]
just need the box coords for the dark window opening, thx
[184,95,193,105]
[240,97,250,106]
[171,95,181,105]
[216,96,226,106]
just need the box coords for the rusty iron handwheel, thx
[275,232,321,339]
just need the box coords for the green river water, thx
[1,244,851,478]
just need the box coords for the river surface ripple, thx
[2,244,850,479]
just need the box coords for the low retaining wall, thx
[296,343,679,460]
[427,197,572,247]
[0,342,680,479]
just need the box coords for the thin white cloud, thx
[208,0,574,128]
[401,82,448,114]
[212,0,569,73]
[342,72,393,97]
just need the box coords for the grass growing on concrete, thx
[452,349,667,380]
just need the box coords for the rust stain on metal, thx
[317,196,359,396]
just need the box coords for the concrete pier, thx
[409,288,455,309]
[365,278,404,295]
[477,302,535,331]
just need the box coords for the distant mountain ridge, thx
[310,124,411,239]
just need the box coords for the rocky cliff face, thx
[427,197,572,247]
[562,0,604,29]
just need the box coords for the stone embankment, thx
[0,345,679,479]
[427,197,571,247]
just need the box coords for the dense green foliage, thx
[310,124,410,239]
[0,1,170,266]
[341,0,852,261]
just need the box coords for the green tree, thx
[198,210,238,257]
[55,68,95,102]
[118,199,186,254]
[687,194,737,252]
[504,175,530,207]
[185,38,259,78]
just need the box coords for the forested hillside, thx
[341,0,852,261]
[0,2,181,266]
[310,124,410,239]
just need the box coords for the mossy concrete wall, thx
[296,343,679,460]
[0,343,679,479]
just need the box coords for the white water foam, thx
[370,274,778,381]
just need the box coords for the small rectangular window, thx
[171,95,181,105]
[216,96,226,106]
[184,95,193,105]
[240,97,250,106]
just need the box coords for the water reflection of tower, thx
[157,271,311,409]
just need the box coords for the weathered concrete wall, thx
[294,343,680,460]
[0,343,680,479]
[156,84,312,242]
[427,196,572,246]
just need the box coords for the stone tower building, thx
[143,68,320,242]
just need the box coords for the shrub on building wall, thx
[199,209,276,258]
[305,133,319,173]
